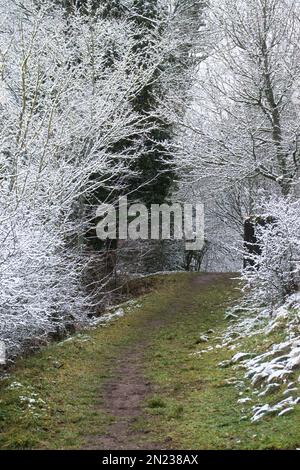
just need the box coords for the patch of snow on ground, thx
[220,294,300,421]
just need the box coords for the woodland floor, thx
[1,273,300,450]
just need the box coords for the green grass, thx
[1,272,300,450]
[0,274,188,449]
[140,276,300,450]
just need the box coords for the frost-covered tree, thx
[241,194,300,308]
[176,0,300,272]
[178,0,300,197]
[0,0,169,356]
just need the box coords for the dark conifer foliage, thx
[127,0,175,206]
[60,0,124,18]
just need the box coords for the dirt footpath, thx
[84,273,230,450]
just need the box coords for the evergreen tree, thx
[60,0,124,18]
[85,0,175,213]
[128,0,176,206]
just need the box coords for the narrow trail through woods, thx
[3,272,299,450]
[84,273,229,450]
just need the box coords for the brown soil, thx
[85,343,161,450]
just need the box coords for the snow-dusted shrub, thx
[241,196,300,310]
[0,202,88,356]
